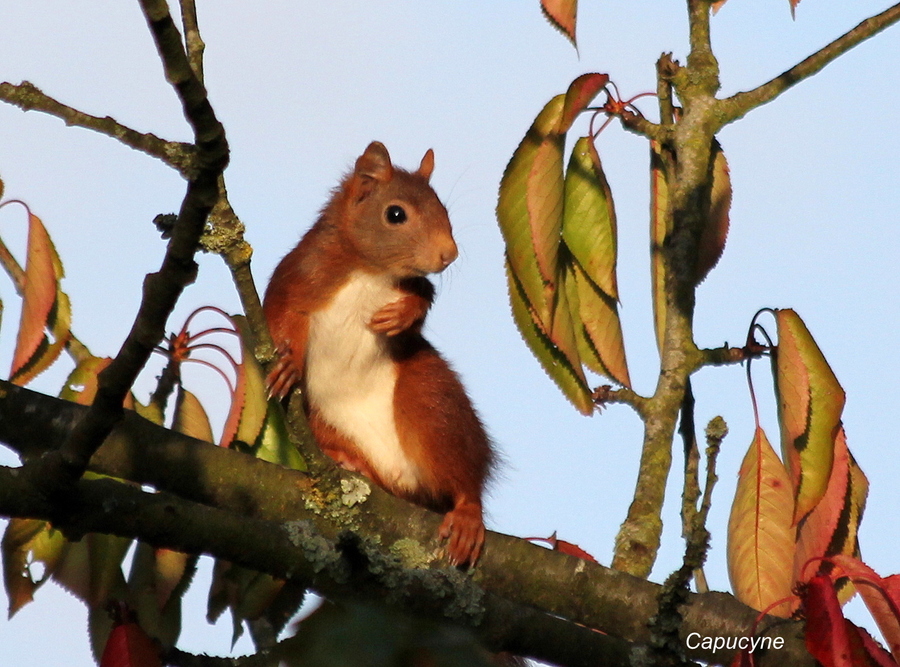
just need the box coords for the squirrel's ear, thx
[417,149,435,181]
[355,142,394,182]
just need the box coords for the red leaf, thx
[525,532,598,563]
[804,574,853,667]
[559,73,609,134]
[540,0,578,47]
[845,621,898,667]
[828,556,900,661]
[10,210,70,384]
[794,427,868,593]
[100,618,162,667]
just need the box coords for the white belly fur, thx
[305,271,421,492]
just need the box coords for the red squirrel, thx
[263,141,493,565]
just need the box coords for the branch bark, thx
[0,81,198,178]
[717,2,900,126]
[0,381,813,666]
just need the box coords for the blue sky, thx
[0,1,898,663]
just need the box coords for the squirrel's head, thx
[340,141,458,279]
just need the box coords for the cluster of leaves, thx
[0,187,303,662]
[497,73,631,415]
[727,309,867,619]
[733,555,900,666]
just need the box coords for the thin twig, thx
[0,81,198,178]
[179,0,205,82]
[718,2,900,126]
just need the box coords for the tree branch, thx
[0,381,814,666]
[0,81,198,178]
[718,2,900,125]
[13,0,228,510]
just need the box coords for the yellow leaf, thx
[727,427,796,617]
[173,386,215,444]
[567,260,630,387]
[649,141,670,357]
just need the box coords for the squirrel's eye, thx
[385,205,407,225]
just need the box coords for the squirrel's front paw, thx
[369,294,429,336]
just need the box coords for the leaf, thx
[827,556,900,661]
[650,139,731,352]
[562,136,618,299]
[253,400,307,471]
[2,518,66,617]
[60,356,112,404]
[649,141,670,356]
[527,138,566,289]
[173,386,214,444]
[804,574,853,667]
[127,542,189,650]
[100,612,163,667]
[221,317,269,448]
[498,94,566,327]
[207,561,284,648]
[695,139,732,284]
[774,309,846,524]
[711,0,729,14]
[846,621,898,667]
[506,257,592,414]
[568,260,630,387]
[498,79,607,330]
[540,0,578,47]
[10,210,71,384]
[559,74,609,134]
[727,427,796,618]
[794,428,868,594]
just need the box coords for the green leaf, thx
[506,257,592,415]
[498,94,565,326]
[253,400,307,471]
[774,309,845,524]
[727,427,796,618]
[562,136,618,300]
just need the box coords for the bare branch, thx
[0,81,198,177]
[179,0,205,82]
[718,2,900,125]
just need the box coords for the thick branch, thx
[0,381,813,666]
[0,81,198,177]
[718,2,900,125]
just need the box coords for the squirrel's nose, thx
[439,236,458,269]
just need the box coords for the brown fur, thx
[263,142,493,565]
